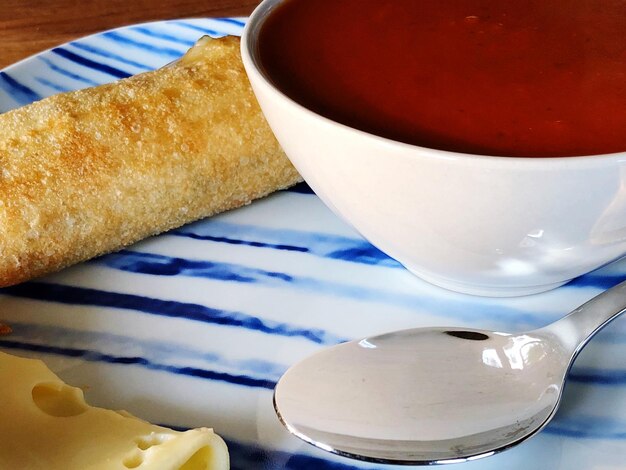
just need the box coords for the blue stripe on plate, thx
[179,233,309,254]
[69,42,154,71]
[0,282,345,345]
[175,21,225,37]
[545,415,626,439]
[5,321,288,379]
[34,77,70,93]
[568,367,626,386]
[214,18,247,28]
[0,339,275,389]
[38,56,101,86]
[567,274,626,290]
[51,47,131,79]
[172,222,398,267]
[131,26,196,47]
[94,250,562,329]
[0,71,41,104]
[102,31,184,58]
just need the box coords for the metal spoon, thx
[274,280,626,465]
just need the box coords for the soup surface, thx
[258,0,626,157]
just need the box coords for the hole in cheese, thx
[123,452,144,469]
[31,382,88,417]
[135,433,167,450]
[179,446,212,470]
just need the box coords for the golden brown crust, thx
[0,36,301,286]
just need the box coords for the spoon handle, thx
[537,279,626,355]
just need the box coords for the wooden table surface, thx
[1,0,260,69]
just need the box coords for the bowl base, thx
[405,267,570,297]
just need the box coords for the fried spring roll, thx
[0,36,301,286]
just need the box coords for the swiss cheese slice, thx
[0,351,229,469]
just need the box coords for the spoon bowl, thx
[274,281,626,464]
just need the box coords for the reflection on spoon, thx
[274,281,626,465]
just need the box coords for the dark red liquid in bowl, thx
[258,0,626,157]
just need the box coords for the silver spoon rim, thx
[272,331,569,466]
[273,280,626,465]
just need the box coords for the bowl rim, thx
[242,0,626,168]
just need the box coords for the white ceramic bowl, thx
[241,0,626,296]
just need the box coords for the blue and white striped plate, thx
[1,18,625,470]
